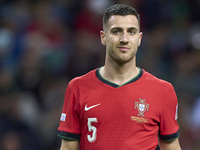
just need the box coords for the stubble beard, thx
[108,47,137,65]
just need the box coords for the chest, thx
[77,85,163,127]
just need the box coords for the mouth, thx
[118,46,130,52]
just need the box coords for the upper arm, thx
[60,139,79,150]
[159,84,180,141]
[159,138,181,150]
[159,84,181,150]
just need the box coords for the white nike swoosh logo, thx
[85,103,101,111]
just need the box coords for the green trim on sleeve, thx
[57,134,80,141]
[160,130,180,141]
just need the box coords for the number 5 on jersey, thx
[87,118,97,143]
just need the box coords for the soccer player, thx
[57,4,181,150]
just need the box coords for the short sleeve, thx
[57,82,80,141]
[159,83,179,141]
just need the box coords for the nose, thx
[120,32,129,44]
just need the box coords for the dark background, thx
[0,0,200,149]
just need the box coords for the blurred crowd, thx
[0,0,200,150]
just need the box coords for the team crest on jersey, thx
[135,98,149,117]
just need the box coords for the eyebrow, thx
[111,27,138,31]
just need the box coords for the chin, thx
[115,56,135,64]
[108,50,136,64]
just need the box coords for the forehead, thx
[107,15,139,30]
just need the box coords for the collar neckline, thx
[95,67,143,88]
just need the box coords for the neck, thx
[100,58,139,85]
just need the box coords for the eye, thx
[112,30,119,34]
[129,30,136,34]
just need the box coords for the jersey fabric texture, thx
[57,68,179,150]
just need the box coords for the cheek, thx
[131,38,140,46]
[106,37,115,47]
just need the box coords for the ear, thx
[138,32,143,46]
[100,31,106,45]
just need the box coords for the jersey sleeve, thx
[159,83,180,141]
[57,82,80,141]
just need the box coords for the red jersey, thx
[57,68,179,150]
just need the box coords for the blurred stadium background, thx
[0,0,200,150]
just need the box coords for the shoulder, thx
[68,69,97,88]
[141,69,174,91]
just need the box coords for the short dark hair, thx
[103,4,140,31]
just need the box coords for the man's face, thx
[100,15,143,64]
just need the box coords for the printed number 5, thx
[87,118,97,143]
